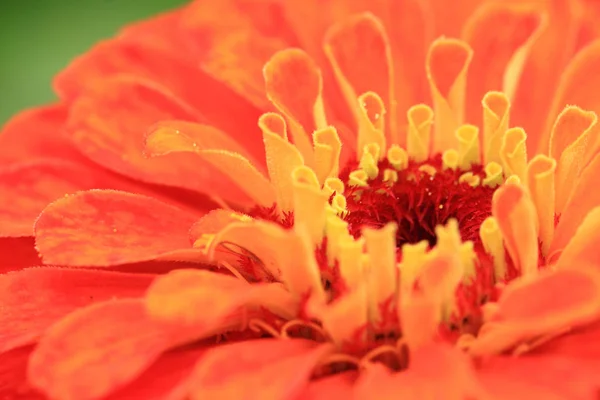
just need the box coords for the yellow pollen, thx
[359,143,381,179]
[442,149,459,171]
[479,217,507,281]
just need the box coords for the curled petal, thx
[35,190,199,267]
[0,268,154,353]
[189,339,333,400]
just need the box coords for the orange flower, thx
[3,0,600,398]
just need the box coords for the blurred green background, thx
[0,0,188,123]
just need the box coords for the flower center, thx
[340,155,496,250]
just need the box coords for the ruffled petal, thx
[0,267,154,353]
[146,269,297,326]
[106,347,207,400]
[0,160,119,237]
[462,3,544,126]
[28,299,188,400]
[355,344,487,399]
[35,190,199,267]
[0,103,82,163]
[0,346,44,399]
[492,183,539,276]
[188,339,333,400]
[0,237,41,273]
[554,207,600,267]
[551,153,600,259]
[54,39,264,159]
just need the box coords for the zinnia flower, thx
[3,0,600,398]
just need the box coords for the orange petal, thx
[28,299,187,400]
[35,190,199,267]
[264,49,326,165]
[513,1,585,154]
[54,39,265,160]
[551,152,600,258]
[469,267,600,355]
[324,13,396,143]
[535,320,600,363]
[355,344,487,399]
[0,345,44,399]
[426,38,473,153]
[146,269,297,326]
[462,4,544,126]
[67,76,258,206]
[0,160,118,237]
[0,104,82,164]
[548,106,598,214]
[555,207,600,268]
[0,238,41,273]
[297,372,356,400]
[106,347,207,400]
[428,0,482,37]
[188,209,252,244]
[492,183,539,276]
[189,339,333,400]
[0,267,154,353]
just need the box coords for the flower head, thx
[3,0,600,399]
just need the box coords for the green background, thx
[0,0,187,123]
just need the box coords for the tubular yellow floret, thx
[357,91,386,159]
[460,241,477,281]
[458,172,480,187]
[456,124,481,169]
[500,127,528,181]
[527,155,556,256]
[383,168,398,184]
[313,126,342,184]
[323,177,345,197]
[399,241,429,301]
[442,149,459,171]
[348,169,369,187]
[331,193,347,215]
[407,104,434,162]
[505,174,521,185]
[292,166,328,245]
[359,143,381,179]
[325,214,351,264]
[419,164,437,177]
[479,217,507,281]
[482,91,510,165]
[483,162,503,188]
[387,145,408,170]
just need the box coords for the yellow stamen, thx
[383,168,398,184]
[407,104,434,162]
[457,124,481,169]
[330,193,347,215]
[500,127,528,181]
[292,166,328,245]
[357,91,386,159]
[387,145,408,170]
[460,241,477,281]
[482,91,510,165]
[419,164,437,177]
[479,217,507,281]
[505,174,521,185]
[313,126,342,184]
[259,113,304,212]
[442,149,459,171]
[526,155,556,256]
[483,162,503,188]
[458,172,480,187]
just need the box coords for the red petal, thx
[0,237,41,273]
[0,346,45,400]
[55,40,264,161]
[0,103,82,164]
[188,339,332,399]
[106,347,207,400]
[35,190,198,266]
[0,267,154,353]
[28,299,185,400]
